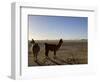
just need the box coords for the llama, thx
[45,39,63,59]
[31,39,40,62]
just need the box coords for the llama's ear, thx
[32,39,35,43]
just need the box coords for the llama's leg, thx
[45,50,49,59]
[34,55,36,62]
[36,54,38,62]
[33,54,36,62]
[32,52,35,61]
[34,53,37,62]
[54,50,56,59]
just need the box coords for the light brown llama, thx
[31,39,40,62]
[45,39,63,59]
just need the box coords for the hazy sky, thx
[28,15,88,40]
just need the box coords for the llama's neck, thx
[32,42,35,46]
[56,42,62,50]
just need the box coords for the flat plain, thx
[28,40,88,66]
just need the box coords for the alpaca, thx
[45,39,63,59]
[31,39,40,62]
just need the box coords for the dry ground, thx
[28,40,88,66]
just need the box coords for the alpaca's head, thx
[31,39,35,44]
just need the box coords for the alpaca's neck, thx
[57,42,62,50]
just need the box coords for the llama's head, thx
[56,39,63,50]
[59,39,63,44]
[31,39,35,44]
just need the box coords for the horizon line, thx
[28,39,88,40]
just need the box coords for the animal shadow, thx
[55,57,68,64]
[47,57,62,65]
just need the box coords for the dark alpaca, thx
[45,39,63,59]
[31,39,40,62]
